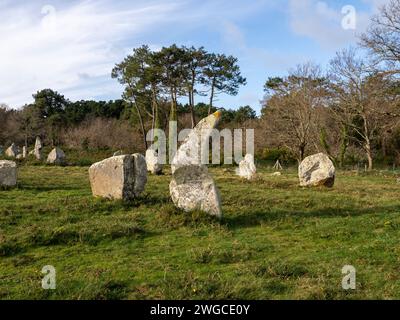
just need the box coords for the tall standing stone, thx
[169,111,223,218]
[33,137,43,160]
[47,147,66,165]
[89,154,147,200]
[298,153,335,187]
[0,160,17,187]
[22,146,27,158]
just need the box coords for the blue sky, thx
[0,0,389,113]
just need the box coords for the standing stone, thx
[236,153,256,180]
[170,165,222,217]
[0,160,17,187]
[145,148,163,175]
[299,153,335,187]
[33,137,43,160]
[5,143,19,158]
[22,146,27,158]
[171,111,222,173]
[88,154,147,200]
[169,111,223,218]
[47,147,66,165]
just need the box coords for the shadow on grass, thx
[223,203,400,230]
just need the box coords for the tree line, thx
[2,0,400,170]
[258,0,400,170]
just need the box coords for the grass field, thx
[1,165,400,300]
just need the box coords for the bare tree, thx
[360,0,400,73]
[262,63,330,162]
[330,48,396,170]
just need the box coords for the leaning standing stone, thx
[299,153,335,187]
[89,154,147,200]
[169,111,223,217]
[47,147,66,165]
[0,160,17,187]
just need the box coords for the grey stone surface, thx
[171,111,222,173]
[33,137,43,160]
[145,148,163,175]
[298,153,335,187]
[88,154,147,200]
[22,146,27,158]
[0,160,17,187]
[236,153,256,180]
[5,143,19,158]
[170,165,222,218]
[47,147,66,165]
[169,111,223,217]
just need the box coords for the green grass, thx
[1,165,400,300]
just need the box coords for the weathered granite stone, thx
[170,165,222,218]
[33,137,43,160]
[89,154,147,200]
[171,111,222,173]
[145,148,163,175]
[22,146,27,158]
[169,111,223,217]
[5,143,19,158]
[299,153,335,187]
[0,160,17,187]
[236,153,256,180]
[47,147,66,165]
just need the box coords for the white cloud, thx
[287,0,385,49]
[0,0,181,107]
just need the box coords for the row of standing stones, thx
[0,137,67,188]
[0,116,335,217]
[86,111,336,218]
[0,137,66,165]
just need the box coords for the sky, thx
[0,0,391,113]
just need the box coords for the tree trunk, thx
[363,115,373,171]
[188,90,195,128]
[132,100,147,150]
[208,79,215,115]
[365,140,373,171]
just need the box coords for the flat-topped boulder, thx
[236,153,256,180]
[0,160,17,187]
[47,147,66,165]
[299,153,335,187]
[89,154,147,201]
